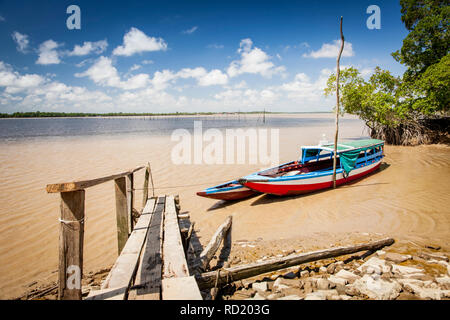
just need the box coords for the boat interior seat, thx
[283,170,302,176]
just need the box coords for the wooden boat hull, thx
[196,180,258,201]
[241,159,381,196]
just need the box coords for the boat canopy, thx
[300,139,384,173]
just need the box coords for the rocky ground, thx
[15,268,111,300]
[213,236,450,301]
[17,232,450,301]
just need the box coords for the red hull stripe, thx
[244,163,381,196]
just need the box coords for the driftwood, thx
[184,222,195,253]
[198,216,232,271]
[195,237,394,290]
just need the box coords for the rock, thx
[345,286,360,296]
[304,289,339,300]
[277,295,303,300]
[376,250,386,256]
[352,274,402,300]
[329,295,341,300]
[335,270,360,283]
[303,281,313,294]
[300,270,309,278]
[283,271,297,279]
[335,284,347,295]
[357,257,391,275]
[233,289,254,300]
[392,264,424,277]
[436,276,450,290]
[249,292,266,300]
[316,278,330,290]
[384,252,412,263]
[266,293,282,300]
[339,295,352,300]
[419,252,449,262]
[319,266,327,274]
[326,263,336,274]
[273,278,290,292]
[400,280,442,300]
[277,278,301,288]
[328,275,347,286]
[441,290,450,298]
[251,282,267,293]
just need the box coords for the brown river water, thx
[0,113,449,299]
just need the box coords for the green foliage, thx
[324,0,449,141]
[392,0,449,77]
[324,67,405,129]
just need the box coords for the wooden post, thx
[115,177,128,254]
[148,162,155,198]
[126,173,134,233]
[58,190,85,300]
[332,16,345,189]
[142,164,150,208]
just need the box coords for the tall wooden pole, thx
[332,17,345,189]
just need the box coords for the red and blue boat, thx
[239,139,384,196]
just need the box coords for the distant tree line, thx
[0,111,289,118]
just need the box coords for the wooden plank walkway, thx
[87,195,202,300]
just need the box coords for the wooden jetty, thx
[46,165,202,300]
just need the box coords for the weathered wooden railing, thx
[46,165,151,300]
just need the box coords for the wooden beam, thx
[198,216,232,271]
[126,173,134,233]
[46,166,145,193]
[162,195,190,278]
[162,276,202,300]
[142,164,150,208]
[100,198,156,298]
[114,177,128,254]
[128,196,165,300]
[195,238,395,290]
[58,190,85,300]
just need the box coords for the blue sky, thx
[0,0,408,113]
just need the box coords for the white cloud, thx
[129,64,141,71]
[176,67,228,87]
[0,61,112,110]
[303,40,354,59]
[75,56,151,90]
[279,69,331,102]
[142,60,154,65]
[12,32,29,53]
[113,27,167,56]
[0,15,5,22]
[214,88,278,107]
[227,38,286,78]
[36,40,61,65]
[182,26,198,34]
[207,44,224,49]
[68,40,108,56]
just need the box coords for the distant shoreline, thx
[0,111,333,119]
